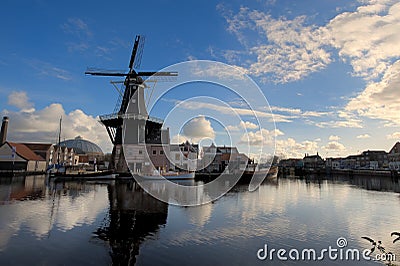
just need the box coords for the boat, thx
[239,165,278,182]
[47,163,66,175]
[51,170,118,181]
[134,171,195,180]
[47,117,67,176]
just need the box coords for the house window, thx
[153,150,157,155]
[160,150,164,155]
[139,150,143,155]
[136,162,142,172]
[175,154,180,160]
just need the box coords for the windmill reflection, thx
[94,180,168,265]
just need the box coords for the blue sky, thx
[1,0,399,159]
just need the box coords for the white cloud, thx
[181,116,215,142]
[302,111,330,117]
[221,7,331,83]
[322,141,346,151]
[270,106,302,115]
[315,117,363,128]
[275,138,319,158]
[356,134,371,139]
[176,100,333,125]
[189,61,249,81]
[27,59,72,81]
[66,42,89,53]
[226,121,259,131]
[176,99,355,129]
[225,125,239,131]
[273,129,284,137]
[327,1,400,79]
[171,134,189,144]
[270,105,331,118]
[221,1,400,85]
[2,92,112,152]
[61,17,91,38]
[8,91,34,112]
[176,100,276,121]
[329,135,341,141]
[239,121,258,129]
[345,60,400,125]
[275,137,349,158]
[239,128,277,146]
[387,132,400,140]
[61,17,93,54]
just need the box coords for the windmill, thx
[85,35,177,172]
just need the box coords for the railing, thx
[99,113,164,124]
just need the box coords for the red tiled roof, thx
[22,143,53,151]
[7,142,45,161]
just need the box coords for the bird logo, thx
[361,235,398,264]
[391,232,400,243]
[361,236,386,253]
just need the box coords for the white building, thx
[169,141,198,172]
[388,142,400,171]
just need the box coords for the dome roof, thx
[59,136,103,154]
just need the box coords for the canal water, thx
[0,175,399,265]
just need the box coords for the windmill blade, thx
[143,76,178,82]
[361,236,376,244]
[129,35,142,70]
[137,71,178,77]
[85,68,129,76]
[85,68,142,79]
[85,71,129,77]
[134,35,145,69]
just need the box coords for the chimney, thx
[0,116,9,145]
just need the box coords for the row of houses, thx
[147,141,251,174]
[0,117,105,173]
[0,141,76,173]
[279,142,400,171]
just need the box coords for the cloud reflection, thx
[0,181,108,250]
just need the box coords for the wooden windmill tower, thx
[85,35,177,173]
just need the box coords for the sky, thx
[0,0,399,159]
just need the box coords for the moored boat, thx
[50,170,117,181]
[133,171,195,180]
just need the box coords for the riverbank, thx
[0,170,45,177]
[279,166,399,180]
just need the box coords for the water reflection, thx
[0,175,399,265]
[294,174,400,193]
[0,176,109,255]
[0,175,46,202]
[94,181,168,265]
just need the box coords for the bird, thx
[376,241,386,253]
[391,232,400,243]
[362,236,377,253]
